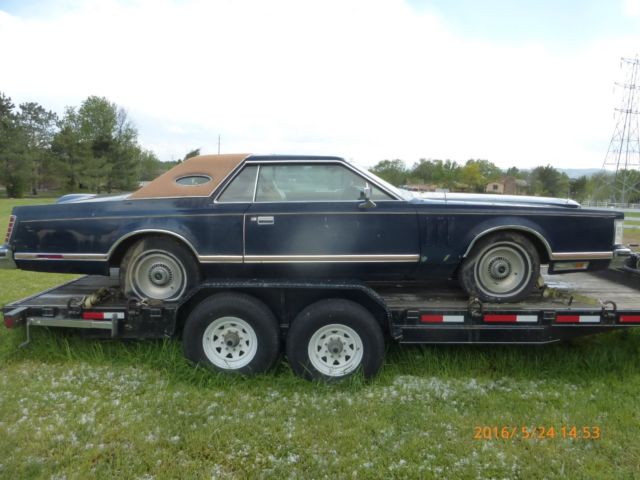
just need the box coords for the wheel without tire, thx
[286,299,385,381]
[183,293,280,375]
[120,236,200,301]
[458,231,540,303]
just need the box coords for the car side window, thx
[217,165,259,202]
[255,164,393,202]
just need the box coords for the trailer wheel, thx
[458,231,540,303]
[286,299,385,381]
[183,293,280,375]
[120,236,200,301]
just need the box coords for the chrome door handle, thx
[256,216,275,225]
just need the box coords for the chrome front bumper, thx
[0,244,16,269]
[611,246,633,269]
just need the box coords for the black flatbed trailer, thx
[4,267,640,379]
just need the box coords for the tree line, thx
[0,92,179,197]
[1,91,633,202]
[370,158,629,202]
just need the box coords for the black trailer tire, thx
[183,293,280,375]
[458,231,540,303]
[120,235,200,301]
[286,299,385,381]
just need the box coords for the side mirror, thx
[358,184,377,209]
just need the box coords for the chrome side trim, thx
[463,225,554,259]
[549,251,613,261]
[19,212,244,223]
[14,251,243,264]
[14,253,108,261]
[198,255,243,263]
[243,254,420,263]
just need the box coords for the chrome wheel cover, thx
[308,324,364,377]
[202,316,258,370]
[474,241,532,298]
[130,249,186,300]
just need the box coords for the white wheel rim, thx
[130,249,186,300]
[202,316,258,370]
[475,241,532,298]
[307,324,364,377]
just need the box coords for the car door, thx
[243,162,420,279]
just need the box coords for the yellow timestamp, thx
[473,425,601,440]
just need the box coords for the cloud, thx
[625,0,640,16]
[1,0,639,169]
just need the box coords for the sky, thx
[0,0,639,169]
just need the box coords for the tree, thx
[51,107,92,191]
[51,96,142,193]
[17,102,58,195]
[369,159,407,186]
[529,165,570,197]
[460,161,484,192]
[139,150,166,181]
[585,171,614,202]
[0,93,29,197]
[184,148,201,161]
[411,159,461,189]
[569,175,588,202]
[106,106,140,191]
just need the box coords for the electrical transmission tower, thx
[601,56,640,204]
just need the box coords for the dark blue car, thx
[0,153,628,302]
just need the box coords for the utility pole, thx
[217,134,221,155]
[601,56,640,204]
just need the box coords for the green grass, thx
[2,198,640,478]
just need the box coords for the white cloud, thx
[1,0,639,169]
[625,0,640,16]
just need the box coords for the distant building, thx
[485,177,528,195]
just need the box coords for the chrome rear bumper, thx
[0,244,16,269]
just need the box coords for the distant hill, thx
[559,168,601,179]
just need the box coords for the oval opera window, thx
[175,175,212,186]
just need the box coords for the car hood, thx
[410,191,581,208]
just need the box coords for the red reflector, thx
[4,316,15,329]
[556,315,580,323]
[484,314,517,323]
[4,215,15,243]
[620,315,640,323]
[82,312,104,320]
[420,315,443,323]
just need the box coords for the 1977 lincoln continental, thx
[0,153,627,303]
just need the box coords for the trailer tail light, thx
[556,315,600,324]
[619,315,640,323]
[82,311,125,320]
[4,215,16,243]
[483,314,538,323]
[420,314,464,323]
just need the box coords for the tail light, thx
[4,215,16,243]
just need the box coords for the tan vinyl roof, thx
[130,153,250,199]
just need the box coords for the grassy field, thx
[1,199,640,478]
